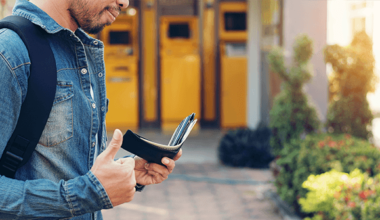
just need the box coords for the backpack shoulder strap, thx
[0,15,57,178]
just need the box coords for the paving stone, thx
[103,130,283,220]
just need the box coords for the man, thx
[0,0,181,219]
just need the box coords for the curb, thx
[264,190,302,220]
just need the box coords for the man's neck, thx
[29,0,78,32]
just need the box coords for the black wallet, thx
[121,113,197,166]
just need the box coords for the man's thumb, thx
[105,129,123,159]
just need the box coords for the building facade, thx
[328,0,380,113]
[0,0,328,131]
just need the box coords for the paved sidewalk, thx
[102,130,282,220]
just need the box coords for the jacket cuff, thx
[63,171,113,216]
[87,171,113,209]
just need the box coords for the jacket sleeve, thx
[0,171,113,219]
[0,47,113,219]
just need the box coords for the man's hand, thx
[134,149,182,185]
[91,129,136,207]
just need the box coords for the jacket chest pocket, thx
[38,81,74,147]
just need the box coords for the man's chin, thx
[83,23,111,35]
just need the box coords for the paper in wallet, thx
[121,113,197,166]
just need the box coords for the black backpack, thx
[0,15,56,178]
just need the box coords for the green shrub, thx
[268,34,320,155]
[275,134,380,216]
[275,138,302,208]
[303,216,323,220]
[325,32,377,139]
[362,197,380,220]
[334,172,380,220]
[299,169,380,220]
[299,169,365,220]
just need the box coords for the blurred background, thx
[3,0,380,219]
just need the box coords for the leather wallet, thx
[121,113,197,166]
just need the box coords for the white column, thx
[247,0,261,129]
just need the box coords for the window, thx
[352,17,366,35]
[351,2,370,10]
[168,23,190,39]
[224,12,247,31]
[109,31,131,45]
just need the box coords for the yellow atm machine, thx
[102,8,139,130]
[219,2,248,128]
[160,17,201,130]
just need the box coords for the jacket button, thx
[92,142,96,147]
[94,41,98,45]
[98,73,103,77]
[92,103,96,109]
[81,68,87,74]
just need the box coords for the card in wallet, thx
[121,113,197,166]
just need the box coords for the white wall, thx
[327,0,351,46]
[283,0,328,121]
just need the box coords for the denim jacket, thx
[0,0,113,219]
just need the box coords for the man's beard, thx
[68,3,115,34]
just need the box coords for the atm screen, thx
[168,23,190,39]
[109,31,131,45]
[224,12,247,31]
[225,43,247,57]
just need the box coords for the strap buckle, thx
[0,136,29,177]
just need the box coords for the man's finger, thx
[116,157,131,164]
[103,129,123,160]
[173,149,182,161]
[147,163,171,177]
[166,158,175,173]
[147,170,167,184]
[122,157,136,169]
[161,157,175,173]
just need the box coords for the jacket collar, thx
[12,0,98,45]
[13,0,64,34]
